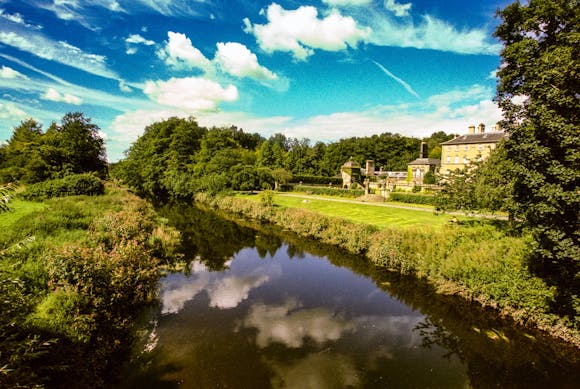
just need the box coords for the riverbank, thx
[0,184,180,388]
[193,192,579,347]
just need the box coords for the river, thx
[120,205,579,388]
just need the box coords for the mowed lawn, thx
[270,194,461,229]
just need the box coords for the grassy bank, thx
[195,193,578,346]
[0,184,179,388]
[269,194,456,228]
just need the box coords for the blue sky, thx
[0,0,512,161]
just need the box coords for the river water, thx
[121,206,579,389]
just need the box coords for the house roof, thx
[441,132,506,145]
[408,158,441,166]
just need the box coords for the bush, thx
[21,174,105,200]
[389,192,437,206]
[291,175,342,186]
[292,185,364,198]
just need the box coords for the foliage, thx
[0,183,15,213]
[435,142,514,215]
[495,0,580,317]
[389,192,438,206]
[292,185,364,198]
[423,170,437,185]
[291,174,342,185]
[0,113,107,184]
[0,187,180,388]
[20,173,105,200]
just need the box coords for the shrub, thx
[292,185,364,198]
[21,174,105,200]
[389,192,437,206]
[291,175,342,186]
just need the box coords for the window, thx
[478,144,483,151]
[463,157,468,164]
[454,156,459,164]
[446,156,450,163]
[464,145,469,150]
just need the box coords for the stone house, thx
[407,142,440,184]
[439,123,506,175]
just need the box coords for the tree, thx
[55,112,108,177]
[495,0,579,317]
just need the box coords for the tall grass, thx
[0,184,180,388]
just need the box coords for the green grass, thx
[269,194,461,229]
[0,199,47,230]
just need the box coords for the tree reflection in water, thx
[143,204,580,389]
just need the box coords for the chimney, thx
[478,123,485,134]
[366,160,375,176]
[420,142,428,159]
[495,122,501,132]
[468,125,475,134]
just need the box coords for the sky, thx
[0,0,513,161]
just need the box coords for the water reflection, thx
[239,299,355,348]
[120,205,580,389]
[160,256,281,314]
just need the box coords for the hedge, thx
[21,174,105,200]
[389,192,437,206]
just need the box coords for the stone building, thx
[340,159,362,188]
[407,142,440,184]
[439,123,506,175]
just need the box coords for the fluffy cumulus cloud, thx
[214,42,277,81]
[158,31,212,70]
[244,3,371,60]
[0,65,28,80]
[143,77,238,111]
[42,88,83,105]
[0,30,118,79]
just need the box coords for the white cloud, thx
[125,33,155,45]
[244,3,371,61]
[42,87,83,105]
[0,65,28,80]
[362,11,501,55]
[0,100,28,121]
[0,8,43,29]
[240,299,355,348]
[143,77,238,111]
[207,273,270,309]
[372,60,419,99]
[214,42,277,81]
[0,30,118,80]
[125,33,155,55]
[159,31,212,70]
[384,0,412,17]
[109,108,181,144]
[35,0,124,29]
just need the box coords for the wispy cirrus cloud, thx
[0,28,119,80]
[33,0,124,30]
[0,8,42,29]
[372,59,419,99]
[243,3,371,61]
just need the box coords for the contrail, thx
[372,59,420,99]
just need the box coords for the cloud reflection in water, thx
[160,260,280,314]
